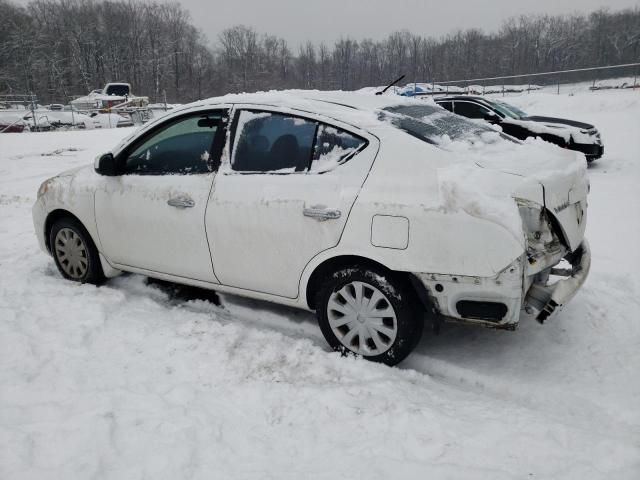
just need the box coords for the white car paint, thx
[206,104,380,298]
[33,90,590,332]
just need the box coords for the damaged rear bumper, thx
[524,239,591,322]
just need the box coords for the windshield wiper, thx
[376,75,406,95]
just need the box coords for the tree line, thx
[1,0,638,104]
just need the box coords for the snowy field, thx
[1,89,639,479]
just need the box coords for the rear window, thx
[104,84,130,96]
[380,104,508,146]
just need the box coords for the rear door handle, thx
[303,206,341,220]
[167,196,195,209]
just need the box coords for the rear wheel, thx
[315,266,423,366]
[49,217,104,284]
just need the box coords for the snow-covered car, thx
[0,112,28,133]
[89,112,135,128]
[31,110,95,130]
[32,91,591,365]
[433,96,604,162]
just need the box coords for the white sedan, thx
[33,91,591,365]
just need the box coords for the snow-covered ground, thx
[1,89,639,479]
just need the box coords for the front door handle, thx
[303,206,341,220]
[167,196,195,209]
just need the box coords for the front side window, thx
[232,111,317,172]
[491,100,527,119]
[124,111,227,175]
[454,101,492,119]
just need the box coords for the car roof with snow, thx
[125,90,511,152]
[433,95,489,101]
[182,90,437,121]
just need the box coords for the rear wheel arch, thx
[304,254,433,313]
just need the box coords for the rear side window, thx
[231,110,367,173]
[310,125,367,173]
[232,111,317,172]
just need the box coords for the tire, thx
[49,217,105,284]
[315,265,423,366]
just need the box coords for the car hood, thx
[521,115,595,131]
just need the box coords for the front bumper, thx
[524,239,591,322]
[572,142,604,160]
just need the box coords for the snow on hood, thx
[524,115,594,130]
[501,116,597,144]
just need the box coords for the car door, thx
[95,107,229,282]
[205,106,378,298]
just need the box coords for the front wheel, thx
[315,266,423,366]
[49,217,105,284]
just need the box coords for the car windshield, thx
[380,104,507,146]
[490,100,528,119]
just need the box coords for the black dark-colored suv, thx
[433,96,604,162]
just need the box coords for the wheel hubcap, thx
[327,281,398,356]
[54,228,88,279]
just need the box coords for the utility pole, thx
[30,92,38,131]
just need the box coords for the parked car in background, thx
[0,110,28,132]
[433,96,604,162]
[71,82,149,111]
[0,120,27,133]
[89,112,135,128]
[33,91,590,366]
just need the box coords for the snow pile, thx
[590,76,638,90]
[392,83,544,97]
[433,130,581,240]
[35,110,94,129]
[0,109,123,130]
[1,89,640,479]
[436,164,524,241]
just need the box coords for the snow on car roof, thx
[159,89,452,138]
[186,89,432,121]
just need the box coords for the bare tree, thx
[0,1,637,102]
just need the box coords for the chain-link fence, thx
[0,93,170,133]
[406,63,640,97]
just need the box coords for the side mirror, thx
[94,153,118,176]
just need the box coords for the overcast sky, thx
[178,0,638,47]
